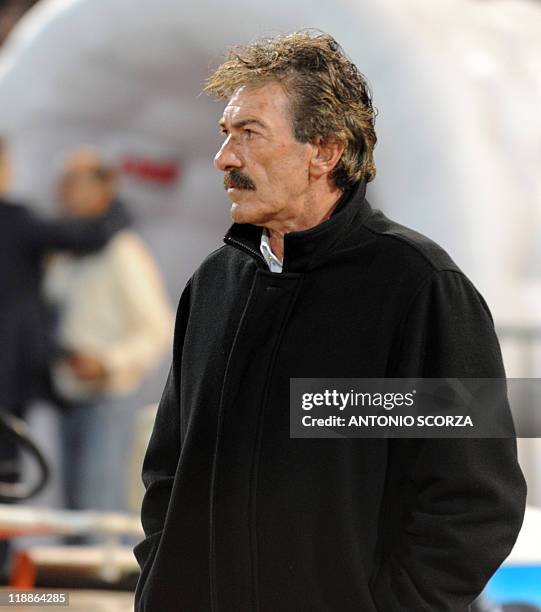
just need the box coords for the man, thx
[133,32,527,611]
[0,138,128,581]
[44,148,174,513]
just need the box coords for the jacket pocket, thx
[133,529,163,611]
[133,529,163,569]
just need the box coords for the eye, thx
[244,128,254,138]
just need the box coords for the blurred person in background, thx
[44,147,173,526]
[0,137,129,582]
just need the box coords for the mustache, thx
[223,170,256,191]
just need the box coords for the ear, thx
[308,136,345,180]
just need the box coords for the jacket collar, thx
[223,179,369,273]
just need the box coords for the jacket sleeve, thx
[371,269,527,612]
[133,278,191,573]
[22,203,129,255]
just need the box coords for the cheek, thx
[246,142,310,194]
[265,145,301,173]
[275,149,310,189]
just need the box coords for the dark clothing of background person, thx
[133,180,527,612]
[0,197,130,415]
[0,197,129,583]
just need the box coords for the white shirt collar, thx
[259,228,283,273]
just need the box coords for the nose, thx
[214,137,242,172]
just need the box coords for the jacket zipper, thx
[209,273,260,612]
[224,236,266,266]
[247,278,303,612]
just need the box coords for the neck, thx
[265,184,344,262]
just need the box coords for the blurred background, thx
[0,0,539,609]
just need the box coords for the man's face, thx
[214,81,313,226]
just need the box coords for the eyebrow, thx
[218,117,267,131]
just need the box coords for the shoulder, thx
[196,244,231,270]
[361,207,460,274]
[346,205,491,320]
[105,230,161,278]
[107,229,148,252]
[192,243,253,286]
[106,229,155,264]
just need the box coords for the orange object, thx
[9,551,37,588]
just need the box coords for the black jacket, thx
[133,180,527,612]
[0,198,130,412]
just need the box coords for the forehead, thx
[63,149,103,174]
[221,81,292,128]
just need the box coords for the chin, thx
[228,191,278,225]
[230,199,263,225]
[231,206,253,225]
